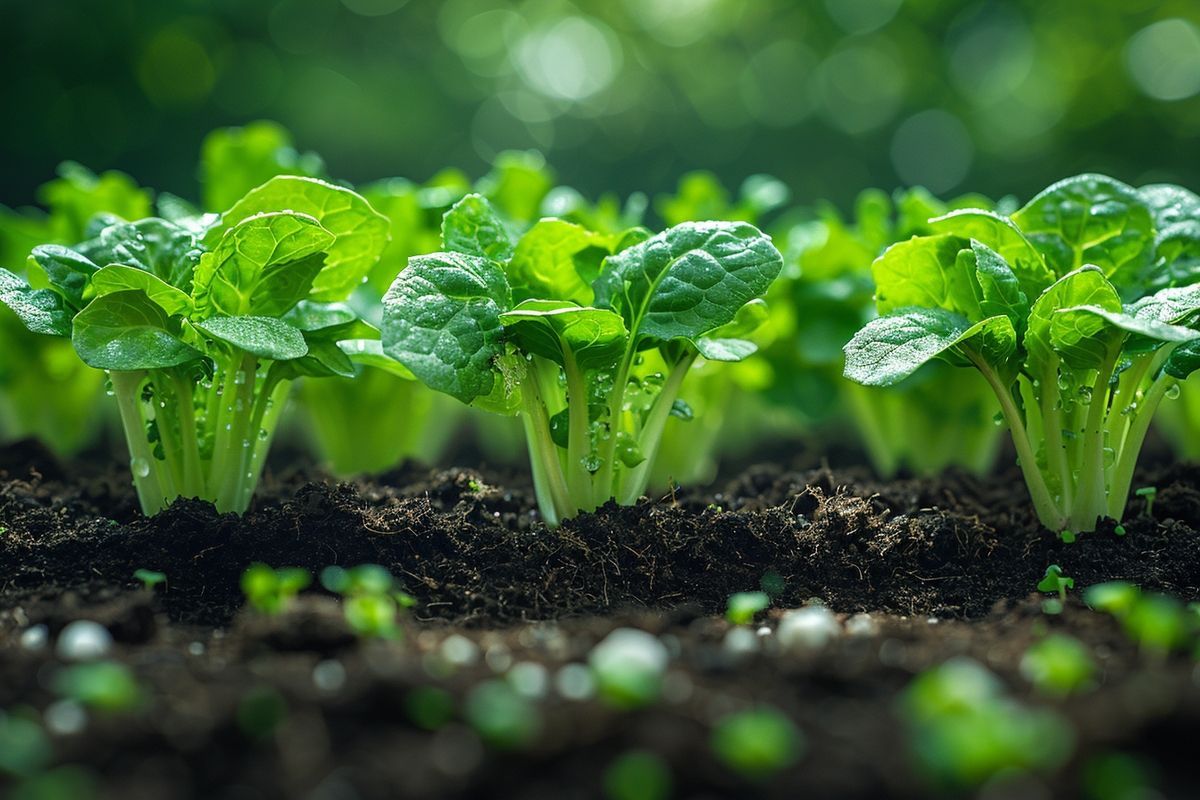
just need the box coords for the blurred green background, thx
[3,0,1200,210]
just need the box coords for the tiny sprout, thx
[1059,529,1077,544]
[53,661,142,712]
[1113,524,1127,537]
[1083,581,1141,616]
[589,628,670,709]
[1037,565,1074,614]
[344,594,401,639]
[711,707,804,779]
[465,680,541,749]
[467,477,484,493]
[1019,634,1096,697]
[604,751,673,800]
[726,591,770,626]
[133,568,166,591]
[1123,593,1188,655]
[321,564,414,639]
[1134,486,1157,517]
[240,564,311,614]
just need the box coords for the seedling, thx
[1037,564,1074,613]
[133,568,166,591]
[465,680,541,749]
[1082,581,1141,616]
[1122,593,1188,655]
[241,564,311,614]
[320,564,414,638]
[52,661,142,712]
[1135,486,1157,517]
[382,193,782,526]
[711,707,804,779]
[604,750,673,800]
[588,628,669,709]
[1019,634,1096,696]
[726,591,770,625]
[901,657,1074,789]
[845,176,1200,533]
[0,176,389,515]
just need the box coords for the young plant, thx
[845,175,1200,533]
[1019,634,1096,696]
[726,591,771,625]
[1037,564,1074,614]
[381,194,782,525]
[710,707,805,779]
[0,176,388,514]
[241,564,312,614]
[320,564,415,639]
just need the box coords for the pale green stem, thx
[562,350,595,512]
[1108,371,1175,520]
[619,351,698,505]
[109,370,168,516]
[1070,349,1118,532]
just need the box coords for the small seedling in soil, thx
[711,707,805,779]
[1019,634,1096,697]
[240,564,311,615]
[901,657,1074,789]
[1037,564,1074,614]
[465,680,540,749]
[344,593,401,640]
[604,750,673,800]
[1083,581,1141,616]
[133,568,166,591]
[53,661,142,712]
[1135,486,1157,517]
[1122,593,1189,655]
[726,591,770,625]
[588,628,669,709]
[320,564,414,638]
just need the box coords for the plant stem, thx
[1070,348,1118,531]
[109,370,167,516]
[519,367,574,525]
[619,351,697,505]
[561,350,595,512]
[1107,370,1174,520]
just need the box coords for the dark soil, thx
[2,439,1199,799]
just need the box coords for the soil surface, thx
[2,440,1199,799]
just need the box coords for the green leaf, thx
[1127,283,1200,327]
[844,308,1015,386]
[72,290,201,370]
[274,336,357,378]
[694,337,757,362]
[1138,184,1200,230]
[38,161,152,244]
[929,208,1054,298]
[200,122,325,214]
[506,219,611,305]
[29,245,98,310]
[0,268,71,336]
[90,265,193,316]
[872,235,980,317]
[1011,174,1154,292]
[708,298,770,339]
[338,338,415,379]
[282,300,377,341]
[81,218,201,291]
[210,176,388,302]
[441,194,515,261]
[595,220,783,344]
[1164,340,1200,380]
[193,211,334,318]
[191,315,308,361]
[1025,267,1122,374]
[499,300,628,370]
[476,150,555,223]
[1059,305,1199,345]
[381,252,511,403]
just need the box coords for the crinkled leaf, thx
[1025,267,1122,374]
[441,194,515,262]
[380,252,510,403]
[507,219,612,305]
[90,265,193,317]
[476,150,554,224]
[966,239,1029,328]
[1060,305,1199,346]
[193,211,334,318]
[1139,184,1200,230]
[72,290,201,370]
[844,308,1015,386]
[594,220,782,344]
[930,208,1054,298]
[499,300,628,371]
[29,245,98,310]
[873,235,980,317]
[191,315,308,361]
[1012,174,1154,293]
[1127,283,1200,327]
[0,268,71,336]
[273,337,357,379]
[200,122,325,215]
[79,218,202,291]
[38,162,152,244]
[694,337,757,362]
[708,298,769,339]
[210,176,388,301]
[282,300,378,341]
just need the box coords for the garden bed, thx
[2,443,1199,799]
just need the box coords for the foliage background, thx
[3,0,1200,211]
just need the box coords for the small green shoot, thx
[1059,529,1077,544]
[465,680,540,749]
[133,568,166,591]
[588,628,669,709]
[604,751,673,800]
[320,564,414,639]
[52,661,142,712]
[1113,524,1126,536]
[1123,593,1188,655]
[726,591,770,626]
[1135,486,1157,517]
[1019,634,1096,696]
[1082,581,1141,616]
[1037,564,1074,614]
[711,707,804,779]
[240,564,311,614]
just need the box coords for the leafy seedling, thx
[726,591,770,625]
[0,176,389,515]
[1019,634,1096,696]
[1135,486,1157,517]
[1122,593,1189,655]
[1082,581,1141,616]
[844,175,1200,533]
[1038,564,1074,614]
[711,707,805,779]
[588,628,670,709]
[382,193,783,526]
[52,661,142,712]
[241,564,311,615]
[320,564,414,638]
[133,568,166,591]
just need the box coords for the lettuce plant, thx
[845,174,1200,532]
[0,176,388,514]
[382,193,782,525]
[0,163,153,455]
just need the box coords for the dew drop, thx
[992,412,1004,426]
[233,370,246,386]
[258,429,269,441]
[104,380,115,397]
[1166,383,1181,400]
[580,454,602,472]
[130,457,151,478]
